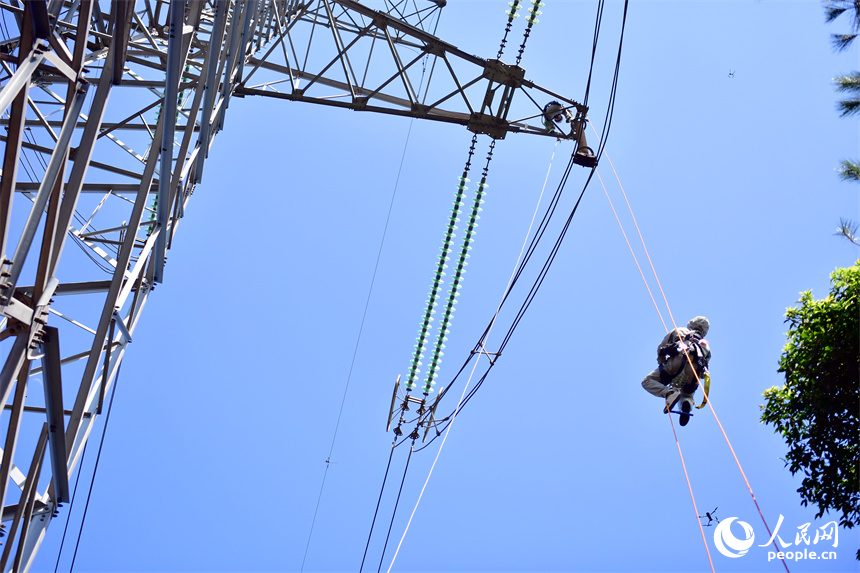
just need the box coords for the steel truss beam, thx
[0,1,586,569]
[238,0,588,140]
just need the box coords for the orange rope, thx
[699,385,792,573]
[599,141,677,330]
[596,166,713,569]
[594,168,667,331]
[669,411,716,573]
[592,126,791,573]
[592,122,678,331]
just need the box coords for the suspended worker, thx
[641,316,711,426]
[542,100,572,133]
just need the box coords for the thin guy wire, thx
[53,441,88,573]
[301,59,433,571]
[299,462,331,571]
[69,363,122,573]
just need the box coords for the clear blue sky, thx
[32,1,859,572]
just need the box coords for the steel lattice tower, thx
[0,1,589,569]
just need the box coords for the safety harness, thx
[658,331,711,409]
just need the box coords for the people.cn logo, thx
[714,517,756,558]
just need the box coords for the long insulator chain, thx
[422,140,495,396]
[515,0,545,65]
[405,136,479,393]
[498,0,523,59]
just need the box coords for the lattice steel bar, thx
[0,1,587,569]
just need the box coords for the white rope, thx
[386,140,560,572]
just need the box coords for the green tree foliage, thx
[761,263,860,559]
[832,69,860,185]
[834,71,860,118]
[824,0,860,49]
[824,2,860,243]
[837,156,860,183]
[836,218,860,246]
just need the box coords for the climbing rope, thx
[669,409,716,573]
[594,168,667,331]
[593,134,792,573]
[699,381,791,573]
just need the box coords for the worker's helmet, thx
[543,100,568,123]
[687,316,710,337]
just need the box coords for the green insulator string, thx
[151,65,192,139]
[146,194,158,237]
[516,0,545,65]
[178,63,192,108]
[422,140,495,395]
[498,0,523,59]
[405,136,478,391]
[147,65,194,233]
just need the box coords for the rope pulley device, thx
[541,100,596,168]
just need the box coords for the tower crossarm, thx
[236,0,587,140]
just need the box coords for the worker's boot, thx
[679,395,693,426]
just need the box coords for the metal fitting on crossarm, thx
[572,116,597,168]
